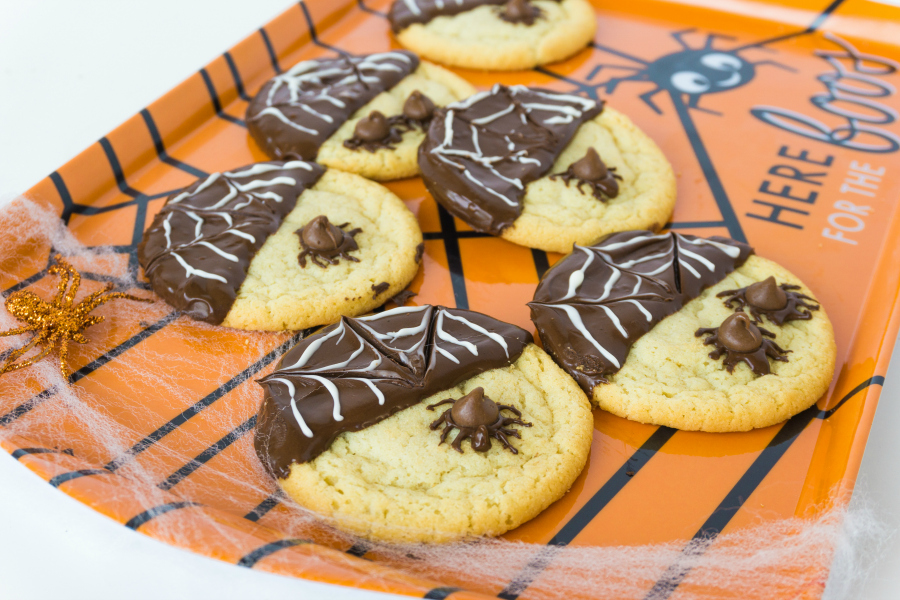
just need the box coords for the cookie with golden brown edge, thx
[529,231,836,432]
[137,160,422,331]
[389,0,597,71]
[254,305,593,543]
[418,85,676,252]
[246,51,475,181]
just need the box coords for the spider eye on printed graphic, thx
[588,29,794,115]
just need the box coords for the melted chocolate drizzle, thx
[387,289,418,307]
[427,387,532,454]
[296,216,361,268]
[255,305,532,475]
[551,148,622,201]
[696,313,790,376]
[138,160,325,324]
[718,276,820,326]
[389,0,561,33]
[247,51,419,160]
[529,231,753,394]
[419,84,603,235]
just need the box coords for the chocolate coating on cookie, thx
[528,231,753,393]
[500,0,542,25]
[296,216,361,268]
[419,84,603,235]
[247,51,419,160]
[696,313,790,375]
[718,276,820,326]
[389,0,559,32]
[255,305,532,475]
[551,147,622,201]
[138,160,324,324]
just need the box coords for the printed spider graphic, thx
[427,386,532,454]
[0,255,151,378]
[588,29,793,115]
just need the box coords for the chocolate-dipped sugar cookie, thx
[388,0,596,71]
[138,161,422,331]
[254,305,593,543]
[529,231,836,432]
[418,85,676,252]
[246,51,475,181]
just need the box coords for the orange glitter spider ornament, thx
[0,255,152,378]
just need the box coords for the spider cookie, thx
[137,160,422,331]
[529,231,836,432]
[246,51,475,181]
[254,305,593,543]
[418,85,676,252]
[388,0,596,71]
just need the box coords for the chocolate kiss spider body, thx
[0,255,151,378]
[427,387,532,454]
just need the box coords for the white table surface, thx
[1,1,899,599]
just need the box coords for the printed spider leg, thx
[699,32,737,49]
[669,28,699,49]
[686,92,722,116]
[753,59,796,72]
[639,87,668,114]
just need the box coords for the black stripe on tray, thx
[297,1,349,55]
[48,469,112,488]
[140,109,208,178]
[237,538,309,568]
[11,447,73,460]
[497,426,677,599]
[199,68,247,128]
[244,494,282,522]
[357,0,388,18]
[104,333,302,472]
[259,27,282,74]
[424,588,462,599]
[98,137,145,198]
[157,415,257,491]
[436,205,469,310]
[642,375,884,600]
[0,312,178,427]
[223,52,252,101]
[124,501,203,530]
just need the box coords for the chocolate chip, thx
[717,313,763,353]
[571,148,608,182]
[300,215,344,252]
[501,0,540,24]
[371,282,390,298]
[403,91,435,121]
[354,111,391,142]
[450,387,500,428]
[414,242,425,263]
[745,276,788,311]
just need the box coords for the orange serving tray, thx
[3,0,900,598]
